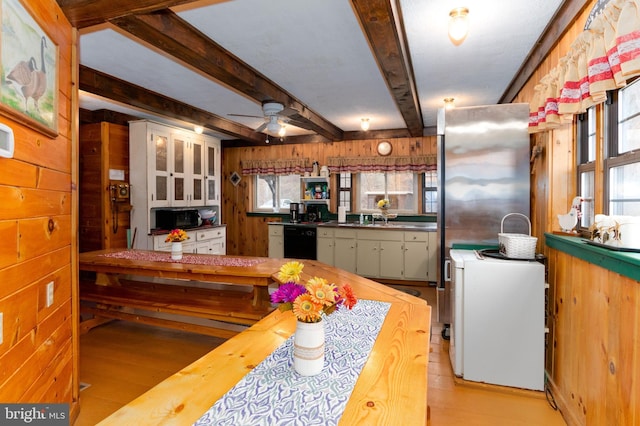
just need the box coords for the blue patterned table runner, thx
[194,299,391,426]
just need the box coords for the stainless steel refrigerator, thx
[436,104,531,334]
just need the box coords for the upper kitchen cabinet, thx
[204,138,221,206]
[130,120,221,211]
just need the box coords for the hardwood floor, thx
[74,286,566,425]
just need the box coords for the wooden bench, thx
[78,249,286,338]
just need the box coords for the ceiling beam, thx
[110,10,344,141]
[350,0,423,137]
[500,0,591,103]
[79,65,266,144]
[57,0,194,28]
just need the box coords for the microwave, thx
[155,209,200,230]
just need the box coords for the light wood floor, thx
[74,286,566,425]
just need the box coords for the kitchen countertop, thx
[269,220,437,231]
[149,223,227,236]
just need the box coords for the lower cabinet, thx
[316,227,334,265]
[268,225,284,258]
[357,229,404,279]
[153,227,226,255]
[311,223,437,282]
[333,229,357,273]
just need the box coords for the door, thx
[170,131,188,206]
[356,240,379,277]
[191,137,205,204]
[334,237,356,273]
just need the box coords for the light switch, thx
[46,281,54,307]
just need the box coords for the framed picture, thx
[0,0,58,137]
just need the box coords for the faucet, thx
[371,215,375,225]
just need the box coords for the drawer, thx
[334,229,356,239]
[404,231,428,242]
[317,228,334,238]
[153,235,172,250]
[269,225,284,236]
[196,228,225,241]
[357,229,403,241]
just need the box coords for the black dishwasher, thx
[283,226,317,260]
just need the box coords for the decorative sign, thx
[230,171,241,186]
[0,0,58,137]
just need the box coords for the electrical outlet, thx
[0,312,3,345]
[46,281,54,308]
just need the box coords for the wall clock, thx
[377,141,392,156]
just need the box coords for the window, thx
[358,172,417,213]
[255,174,300,212]
[577,107,596,227]
[337,173,352,212]
[605,79,640,215]
[423,171,438,214]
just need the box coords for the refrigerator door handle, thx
[444,259,451,282]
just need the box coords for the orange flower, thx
[306,277,337,307]
[292,293,323,323]
[339,284,357,309]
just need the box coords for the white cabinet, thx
[152,227,226,255]
[268,224,284,258]
[316,227,334,265]
[130,120,222,246]
[333,229,356,273]
[301,177,330,206]
[195,227,226,255]
[204,139,220,205]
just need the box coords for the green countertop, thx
[545,233,640,282]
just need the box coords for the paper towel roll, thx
[338,206,347,223]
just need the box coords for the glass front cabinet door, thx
[204,139,220,205]
[148,127,171,208]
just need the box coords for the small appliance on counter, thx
[155,208,200,230]
[289,203,303,223]
[306,204,328,222]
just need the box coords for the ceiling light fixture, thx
[361,118,370,131]
[278,125,286,137]
[194,125,203,134]
[448,7,469,45]
[444,97,455,110]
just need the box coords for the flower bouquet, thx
[165,229,189,243]
[271,261,357,375]
[165,229,189,260]
[271,261,357,323]
[376,199,396,224]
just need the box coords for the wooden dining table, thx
[91,256,431,425]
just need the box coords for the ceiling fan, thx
[228,101,298,137]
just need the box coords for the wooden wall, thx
[79,122,130,252]
[0,0,77,418]
[222,136,437,256]
[515,1,640,424]
[546,248,639,426]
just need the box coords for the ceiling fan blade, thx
[279,107,299,117]
[228,113,264,119]
[255,122,268,133]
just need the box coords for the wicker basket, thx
[498,213,537,259]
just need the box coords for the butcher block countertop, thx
[89,254,431,426]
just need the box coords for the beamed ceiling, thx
[57,0,590,146]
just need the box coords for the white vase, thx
[293,319,325,376]
[171,241,183,260]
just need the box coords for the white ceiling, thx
[78,0,563,140]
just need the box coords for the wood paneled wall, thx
[515,1,640,424]
[79,122,130,252]
[546,248,639,426]
[0,0,77,417]
[222,136,436,256]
